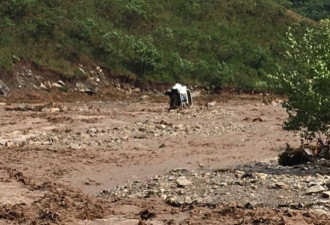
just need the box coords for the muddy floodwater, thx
[0,94,329,224]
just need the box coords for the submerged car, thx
[165,83,193,109]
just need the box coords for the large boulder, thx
[75,82,96,95]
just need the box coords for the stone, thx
[52,82,62,88]
[244,202,254,209]
[5,141,16,148]
[184,196,193,204]
[235,171,245,179]
[274,182,287,189]
[0,80,10,97]
[271,101,278,106]
[159,143,166,148]
[75,82,95,94]
[26,69,32,77]
[57,80,65,86]
[40,83,48,90]
[219,182,228,187]
[207,101,217,107]
[134,134,147,139]
[305,184,326,195]
[12,55,20,61]
[176,176,192,187]
[140,95,149,101]
[87,128,98,134]
[252,117,263,122]
[321,191,330,198]
[96,66,103,73]
[165,196,181,207]
[253,172,268,180]
[49,108,60,113]
[156,124,166,129]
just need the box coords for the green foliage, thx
[130,36,161,76]
[273,0,293,8]
[73,68,88,80]
[0,0,35,20]
[125,0,151,19]
[0,0,309,89]
[270,20,330,138]
[196,60,236,89]
[59,85,70,92]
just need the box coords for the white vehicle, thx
[165,83,193,109]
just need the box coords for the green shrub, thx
[269,20,330,139]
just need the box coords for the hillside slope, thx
[0,0,308,93]
[272,0,330,21]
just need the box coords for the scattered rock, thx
[134,134,147,139]
[207,101,217,107]
[100,160,330,213]
[159,143,166,148]
[70,143,80,150]
[305,184,326,195]
[49,108,60,113]
[252,117,263,122]
[322,191,330,198]
[244,202,254,209]
[40,83,48,90]
[165,196,181,207]
[176,176,192,187]
[87,128,98,134]
[12,55,20,61]
[243,117,251,121]
[0,80,10,97]
[235,171,245,179]
[273,182,287,189]
[52,82,63,88]
[140,95,150,101]
[57,80,65,86]
[75,82,95,95]
[253,172,268,180]
[5,141,16,148]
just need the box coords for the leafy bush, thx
[270,20,330,139]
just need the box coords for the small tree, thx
[271,20,330,141]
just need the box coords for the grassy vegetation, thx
[0,0,311,89]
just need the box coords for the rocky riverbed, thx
[0,94,329,224]
[100,160,330,213]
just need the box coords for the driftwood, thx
[279,139,330,166]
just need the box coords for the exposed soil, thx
[0,92,329,224]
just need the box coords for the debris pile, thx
[100,161,330,214]
[279,140,330,166]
